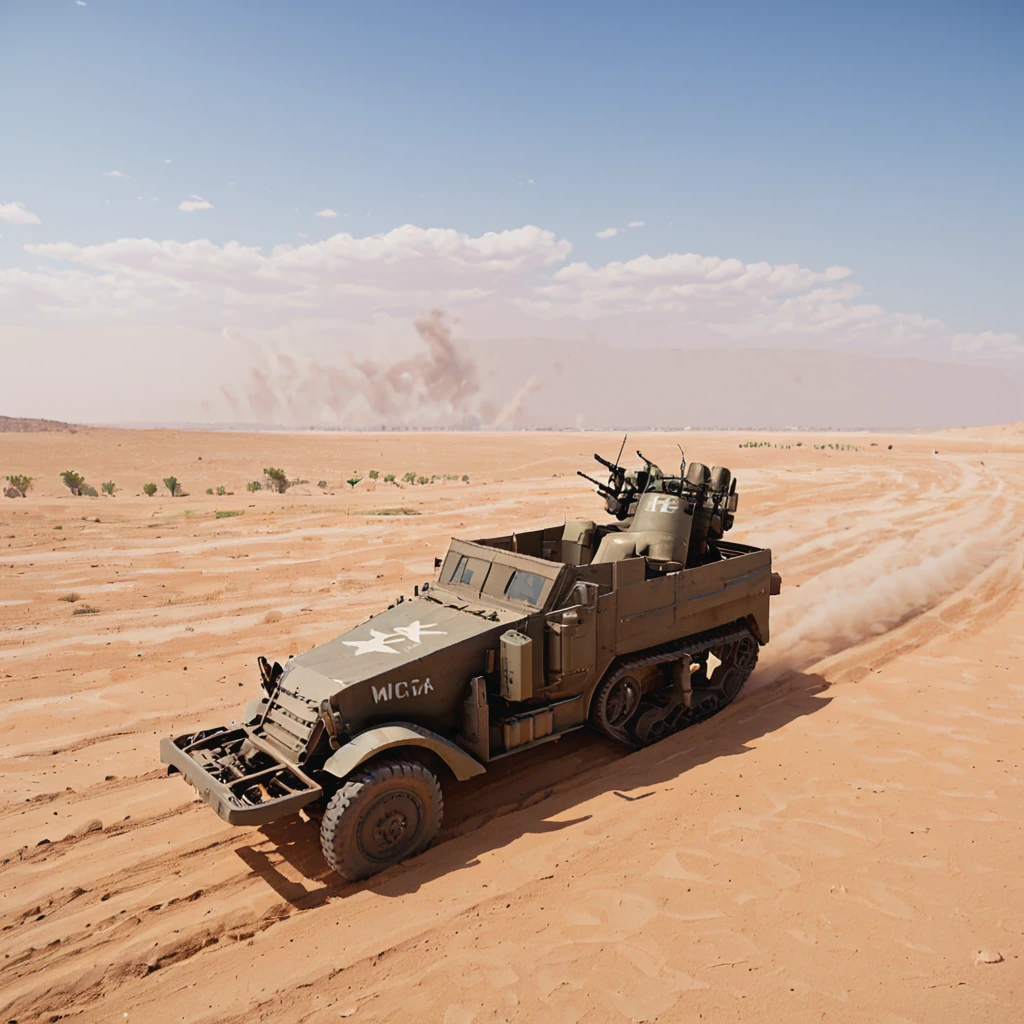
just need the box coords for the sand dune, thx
[1,427,1022,1022]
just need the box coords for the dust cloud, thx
[757,467,1024,684]
[221,311,539,428]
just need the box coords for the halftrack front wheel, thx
[319,758,443,881]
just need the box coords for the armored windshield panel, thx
[504,570,546,605]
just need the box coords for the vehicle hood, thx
[278,597,521,702]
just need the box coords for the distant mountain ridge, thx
[0,415,80,433]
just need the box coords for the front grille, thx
[257,686,320,760]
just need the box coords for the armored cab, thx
[161,447,781,880]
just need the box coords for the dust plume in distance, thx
[219,310,540,428]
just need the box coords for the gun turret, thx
[577,451,637,520]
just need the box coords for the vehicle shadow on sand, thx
[235,670,832,909]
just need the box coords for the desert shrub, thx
[5,474,33,496]
[59,592,80,603]
[163,476,180,497]
[60,470,85,495]
[402,471,416,484]
[53,524,62,530]
[263,467,289,493]
[206,487,214,495]
[143,482,158,497]
[246,480,262,492]
[384,473,395,483]
[217,485,227,495]
[368,469,379,481]
[73,605,99,615]
[347,476,362,489]
[102,481,117,496]
[366,507,421,516]
[81,484,99,497]
[461,474,469,483]
[415,476,428,485]
[215,509,244,518]
[317,480,328,489]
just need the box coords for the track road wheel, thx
[706,633,759,707]
[590,672,642,744]
[319,758,443,881]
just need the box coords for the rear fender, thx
[322,722,486,782]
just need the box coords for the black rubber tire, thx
[319,758,443,881]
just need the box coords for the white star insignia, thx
[391,620,446,644]
[342,629,402,656]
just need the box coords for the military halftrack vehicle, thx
[161,447,781,880]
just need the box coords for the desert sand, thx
[1,427,1022,1023]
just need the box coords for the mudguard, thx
[322,722,486,782]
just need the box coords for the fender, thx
[322,722,486,782]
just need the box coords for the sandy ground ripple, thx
[1,427,1022,1023]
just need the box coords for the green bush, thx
[81,484,99,497]
[402,471,416,484]
[246,480,262,492]
[347,476,362,489]
[216,485,227,496]
[205,487,214,495]
[416,475,429,486]
[317,480,328,489]
[263,467,289,493]
[384,473,395,483]
[5,474,33,496]
[60,470,85,495]
[163,476,180,497]
[101,481,117,496]
[143,482,158,497]
[368,469,379,481]
[461,474,469,483]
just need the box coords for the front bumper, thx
[160,726,322,826]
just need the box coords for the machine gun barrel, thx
[593,453,623,475]
[577,470,615,496]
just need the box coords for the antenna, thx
[615,433,627,466]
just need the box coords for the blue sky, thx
[1,0,1022,421]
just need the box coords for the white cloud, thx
[315,208,338,218]
[164,158,172,164]
[952,330,1024,359]
[76,1,86,6]
[179,195,213,212]
[0,201,41,225]
[599,221,645,238]
[1,222,1016,369]
[104,170,129,179]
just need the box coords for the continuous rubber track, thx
[2,428,1023,1023]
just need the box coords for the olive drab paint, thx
[160,446,781,878]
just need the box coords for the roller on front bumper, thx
[160,726,322,826]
